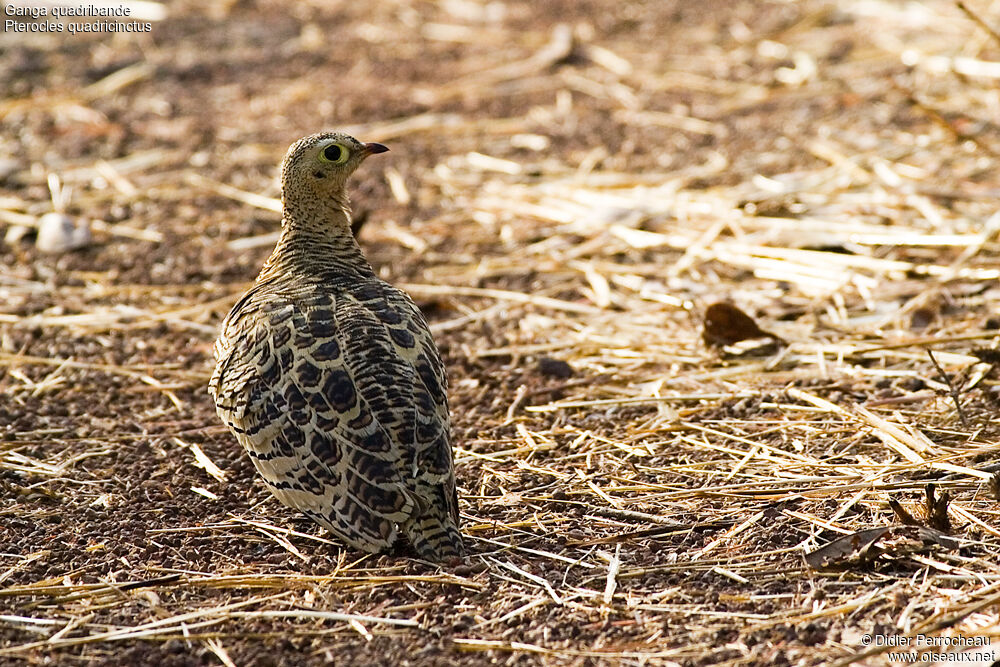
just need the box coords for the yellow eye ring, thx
[319,143,350,164]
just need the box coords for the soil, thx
[3,1,1000,666]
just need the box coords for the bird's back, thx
[210,267,463,560]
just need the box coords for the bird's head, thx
[280,132,388,207]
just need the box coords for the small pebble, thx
[36,212,91,253]
[537,357,574,378]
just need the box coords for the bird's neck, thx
[259,193,373,281]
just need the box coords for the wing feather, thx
[210,280,462,558]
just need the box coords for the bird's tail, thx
[404,494,465,561]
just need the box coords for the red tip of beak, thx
[363,142,389,155]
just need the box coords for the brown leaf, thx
[804,527,890,569]
[702,302,784,348]
[805,526,959,570]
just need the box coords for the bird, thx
[209,132,464,562]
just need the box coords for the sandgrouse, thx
[209,132,464,561]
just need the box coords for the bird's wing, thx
[376,287,458,518]
[210,288,420,552]
[360,283,459,518]
[348,282,463,559]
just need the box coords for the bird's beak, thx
[362,142,389,156]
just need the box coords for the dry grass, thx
[3,0,1000,665]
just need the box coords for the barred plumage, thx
[209,132,464,561]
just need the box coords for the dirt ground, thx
[3,0,1000,665]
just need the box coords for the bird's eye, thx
[319,143,349,164]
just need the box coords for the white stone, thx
[35,212,91,253]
